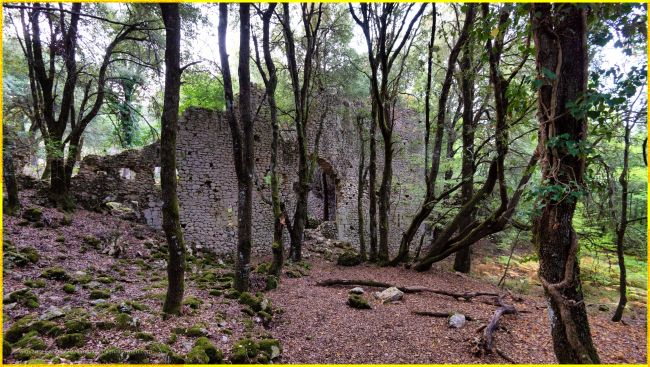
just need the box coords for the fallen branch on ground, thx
[316,278,499,301]
[411,310,475,321]
[472,295,517,361]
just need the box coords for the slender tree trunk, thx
[356,115,367,260]
[377,123,392,264]
[159,3,186,316]
[612,122,630,322]
[3,134,21,216]
[254,3,283,277]
[368,99,378,262]
[453,21,476,274]
[531,4,599,363]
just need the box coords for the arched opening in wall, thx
[308,159,338,222]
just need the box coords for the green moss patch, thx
[41,267,70,281]
[55,333,86,349]
[347,294,371,309]
[337,250,362,266]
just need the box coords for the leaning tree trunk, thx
[531,4,600,363]
[159,2,186,316]
[377,120,392,264]
[3,134,21,215]
[612,121,631,322]
[453,20,476,274]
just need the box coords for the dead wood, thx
[473,295,517,358]
[412,310,474,321]
[316,278,499,301]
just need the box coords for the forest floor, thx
[2,187,647,364]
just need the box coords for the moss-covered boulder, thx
[4,315,36,343]
[41,267,70,281]
[12,348,39,361]
[265,275,279,291]
[19,247,40,264]
[115,313,138,331]
[230,338,259,363]
[97,347,124,363]
[126,349,149,363]
[146,342,171,355]
[55,333,86,348]
[22,207,43,222]
[194,337,223,363]
[258,338,282,360]
[31,320,63,336]
[182,296,203,310]
[89,289,111,300]
[14,331,47,350]
[337,250,362,266]
[4,288,39,308]
[24,279,46,288]
[59,351,82,362]
[186,346,209,364]
[238,292,263,312]
[347,294,371,309]
[62,284,76,294]
[83,235,102,249]
[134,332,155,341]
[3,339,12,356]
[64,319,92,333]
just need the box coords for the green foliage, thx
[179,71,225,114]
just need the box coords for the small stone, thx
[448,313,467,329]
[221,335,229,343]
[73,271,87,277]
[90,299,107,306]
[349,287,364,295]
[376,287,404,303]
[40,305,65,320]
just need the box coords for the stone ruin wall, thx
[74,89,427,257]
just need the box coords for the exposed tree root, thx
[316,278,499,301]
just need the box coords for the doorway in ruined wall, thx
[308,158,338,223]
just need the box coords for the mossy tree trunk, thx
[3,133,22,216]
[531,3,600,363]
[612,117,631,321]
[453,16,477,274]
[159,3,187,316]
[252,4,283,277]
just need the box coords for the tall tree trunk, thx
[235,3,254,291]
[356,115,367,260]
[253,3,283,277]
[159,3,186,316]
[612,122,631,322]
[368,99,379,262]
[3,134,21,216]
[531,4,600,363]
[377,123,392,264]
[453,19,476,274]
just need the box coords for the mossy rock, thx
[306,216,322,229]
[3,340,12,356]
[97,347,124,363]
[19,247,40,264]
[115,313,139,331]
[89,290,111,300]
[126,349,150,363]
[59,351,82,362]
[238,292,263,312]
[5,288,39,308]
[24,279,46,288]
[184,325,208,338]
[146,342,171,354]
[41,267,70,281]
[347,294,371,309]
[73,274,93,285]
[254,262,272,275]
[167,352,186,364]
[209,289,223,297]
[22,207,43,222]
[337,250,362,266]
[241,306,256,317]
[95,321,116,330]
[224,289,240,299]
[230,338,259,363]
[134,332,155,341]
[83,235,102,249]
[186,346,209,364]
[55,333,86,348]
[265,275,279,291]
[13,348,39,361]
[31,320,63,336]
[194,337,224,363]
[64,319,92,333]
[62,284,76,294]
[14,332,47,350]
[55,236,66,243]
[183,296,203,310]
[258,338,281,359]
[257,310,273,324]
[4,315,36,342]
[166,333,178,345]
